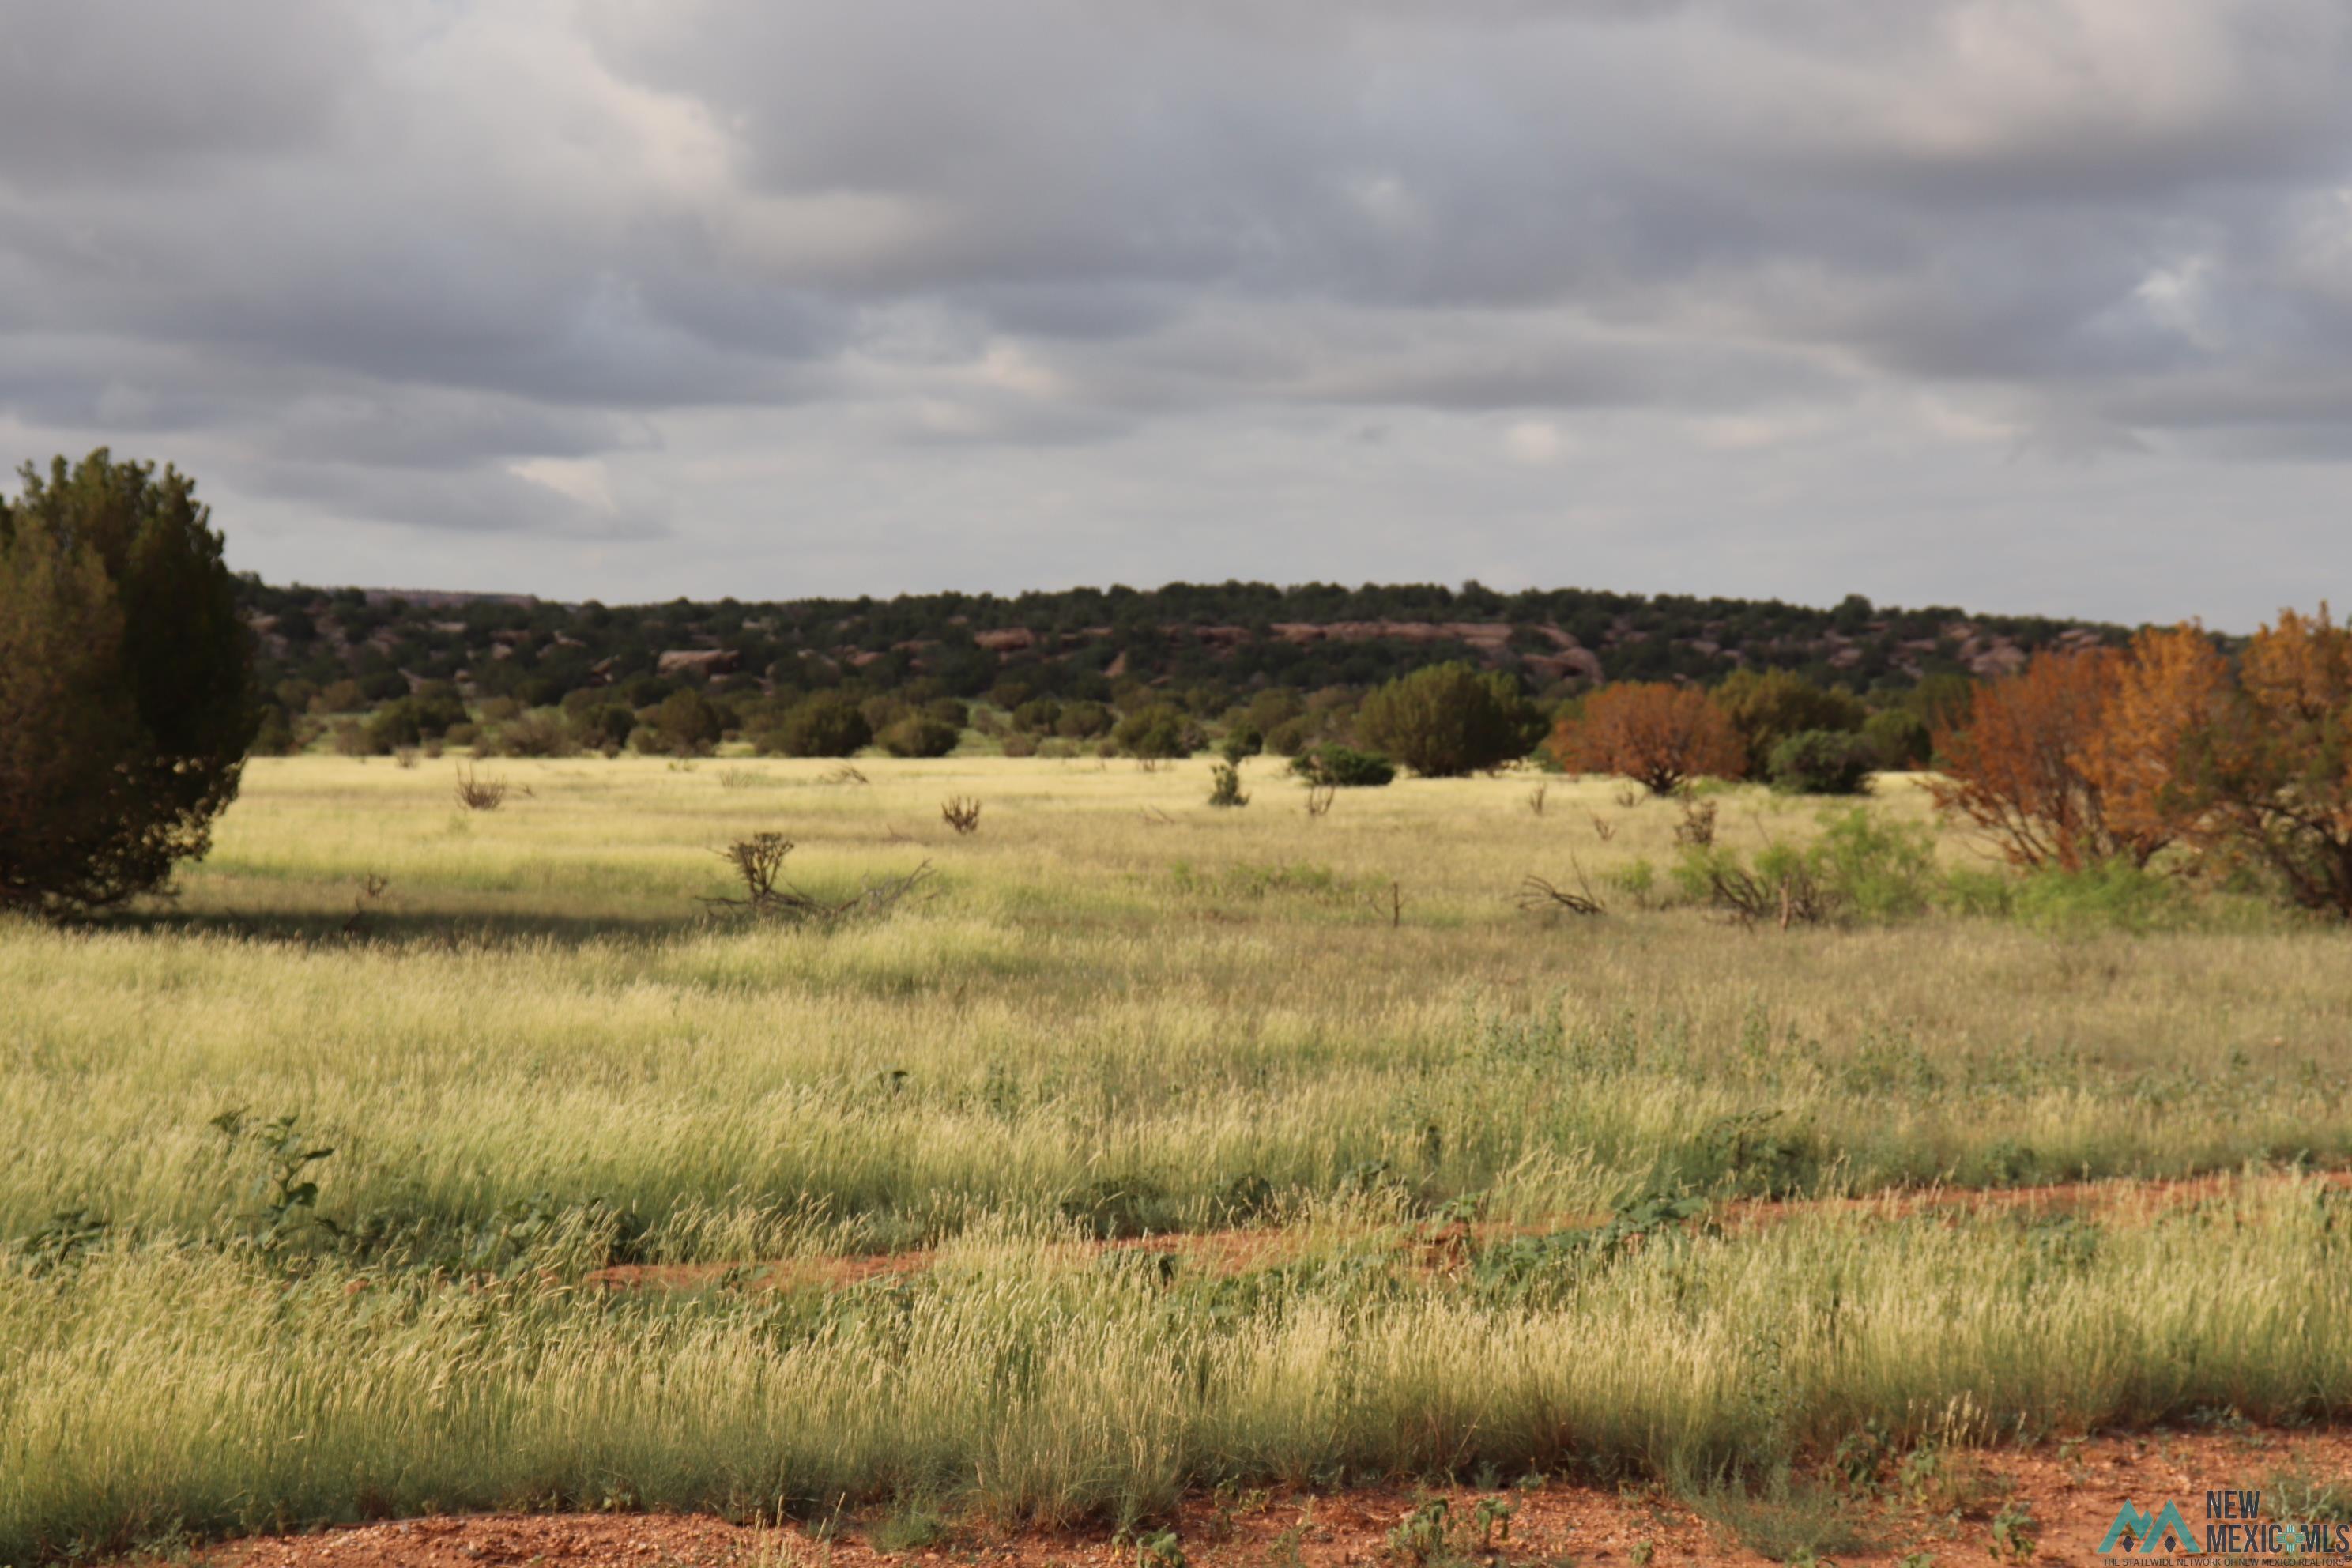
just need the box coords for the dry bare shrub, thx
[341,872,392,937]
[1673,797,1718,849]
[1525,783,1547,816]
[1304,782,1336,818]
[454,765,508,811]
[822,763,869,786]
[1516,859,1604,917]
[1687,853,1831,929]
[702,831,935,927]
[1589,812,1616,842]
[941,796,982,835]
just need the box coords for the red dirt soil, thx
[202,1429,2352,1568]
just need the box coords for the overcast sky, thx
[4,0,2348,626]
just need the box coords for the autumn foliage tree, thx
[1549,681,1745,794]
[1928,631,2224,871]
[2172,607,2352,917]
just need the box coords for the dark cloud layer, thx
[2,0,2347,624]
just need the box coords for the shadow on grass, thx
[73,905,699,951]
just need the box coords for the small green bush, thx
[1862,709,1932,770]
[654,689,724,756]
[362,703,424,753]
[1291,745,1396,787]
[1011,698,1061,735]
[1675,808,1936,924]
[2004,859,2189,936]
[1766,729,1877,795]
[1054,701,1114,741]
[484,711,578,758]
[878,715,961,758]
[1265,717,1314,756]
[1112,703,1200,759]
[1358,662,1540,776]
[767,695,873,758]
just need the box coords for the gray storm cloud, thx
[1,0,2346,622]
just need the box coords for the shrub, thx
[999,732,1038,758]
[879,715,961,757]
[769,695,873,758]
[1208,761,1249,808]
[312,678,365,714]
[1011,698,1061,734]
[250,705,297,756]
[1219,724,1263,764]
[1291,745,1395,787]
[2003,859,2190,936]
[1861,709,1932,770]
[1550,682,1745,794]
[485,711,577,758]
[363,703,422,753]
[1675,808,1936,925]
[569,703,635,750]
[1055,701,1114,740]
[1113,703,1198,759]
[0,450,257,914]
[1265,717,1314,756]
[654,689,724,756]
[1766,729,1877,795]
[1356,662,1540,775]
[1713,668,1864,774]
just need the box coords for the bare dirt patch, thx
[196,1429,2352,1568]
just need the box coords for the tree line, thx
[4,450,2346,922]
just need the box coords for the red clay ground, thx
[207,1429,2352,1568]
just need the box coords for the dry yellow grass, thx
[6,755,2351,1562]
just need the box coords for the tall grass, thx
[4,1181,2346,1563]
[6,757,2350,1559]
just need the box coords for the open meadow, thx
[6,754,2351,1564]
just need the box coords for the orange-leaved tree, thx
[2086,624,2232,856]
[1929,649,2125,869]
[1932,627,2230,871]
[2174,606,2352,917]
[1548,681,1745,795]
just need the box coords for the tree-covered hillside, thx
[236,575,2122,720]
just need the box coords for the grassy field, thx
[5,755,2350,1562]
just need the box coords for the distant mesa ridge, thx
[238,577,2130,699]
